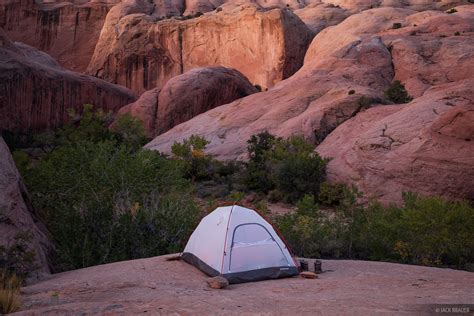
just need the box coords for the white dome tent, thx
[181,205,298,283]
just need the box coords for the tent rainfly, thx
[181,205,298,283]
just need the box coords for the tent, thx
[181,205,298,283]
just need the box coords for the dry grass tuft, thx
[0,269,22,314]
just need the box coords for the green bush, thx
[0,232,37,279]
[245,132,327,202]
[385,80,413,104]
[277,192,474,270]
[15,106,198,271]
[23,140,196,271]
[276,195,341,258]
[171,135,212,181]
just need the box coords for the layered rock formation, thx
[87,2,313,94]
[0,29,136,132]
[118,66,257,136]
[317,80,474,204]
[0,137,53,276]
[0,0,117,72]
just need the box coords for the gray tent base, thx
[181,252,299,284]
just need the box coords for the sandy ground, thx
[16,255,474,315]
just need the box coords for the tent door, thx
[228,223,289,273]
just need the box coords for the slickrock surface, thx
[0,29,135,132]
[118,67,257,136]
[317,80,474,204]
[294,2,349,33]
[0,137,53,276]
[17,254,474,314]
[0,0,117,72]
[86,2,313,94]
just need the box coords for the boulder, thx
[300,271,318,279]
[117,67,257,137]
[316,80,474,205]
[0,28,136,132]
[86,3,314,94]
[0,0,117,72]
[116,88,162,137]
[206,276,229,289]
[0,137,53,277]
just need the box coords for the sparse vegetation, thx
[454,31,461,36]
[348,89,355,95]
[392,22,402,29]
[0,232,37,279]
[446,8,457,14]
[385,80,413,104]
[0,270,21,314]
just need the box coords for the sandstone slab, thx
[15,254,474,314]
[316,80,474,204]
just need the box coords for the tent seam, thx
[220,205,234,274]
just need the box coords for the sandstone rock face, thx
[118,66,257,136]
[146,5,474,204]
[0,0,116,72]
[146,8,411,159]
[316,80,474,205]
[87,3,314,94]
[0,137,53,276]
[17,255,474,314]
[0,29,136,132]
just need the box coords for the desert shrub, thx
[392,22,402,29]
[12,105,177,270]
[276,195,340,258]
[385,80,413,104]
[348,89,355,95]
[171,135,212,181]
[270,136,327,202]
[446,8,457,14]
[0,232,37,279]
[0,270,21,314]
[454,31,461,36]
[23,138,197,271]
[277,192,474,270]
[111,113,148,150]
[246,132,327,202]
[245,131,277,192]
